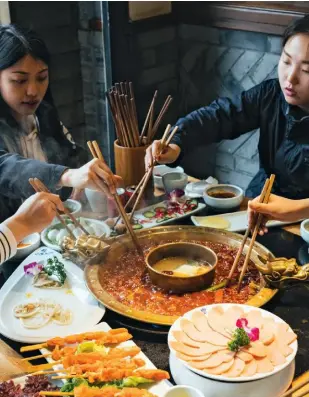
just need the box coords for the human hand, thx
[248,194,309,235]
[60,159,123,197]
[145,141,181,170]
[3,192,64,242]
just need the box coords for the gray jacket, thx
[0,101,88,222]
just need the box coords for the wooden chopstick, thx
[29,178,76,241]
[87,141,143,254]
[33,178,89,236]
[237,174,275,291]
[128,125,177,220]
[281,376,309,397]
[226,178,270,286]
[139,90,158,145]
[112,172,147,229]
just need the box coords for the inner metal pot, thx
[146,242,217,293]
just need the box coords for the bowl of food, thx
[145,242,217,293]
[63,199,82,215]
[14,233,41,259]
[168,303,297,397]
[203,184,244,210]
[153,165,184,189]
[300,219,309,245]
[41,217,111,252]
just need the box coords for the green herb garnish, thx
[228,327,250,352]
[43,256,67,285]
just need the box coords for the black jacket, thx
[171,79,309,199]
[0,101,88,222]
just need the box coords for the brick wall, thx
[118,25,180,140]
[10,1,86,144]
[177,25,281,191]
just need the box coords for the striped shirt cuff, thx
[0,224,17,265]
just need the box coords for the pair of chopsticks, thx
[87,140,142,255]
[28,178,89,240]
[280,371,309,397]
[113,124,178,228]
[107,82,172,147]
[226,174,275,291]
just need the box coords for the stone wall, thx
[132,26,179,139]
[177,25,282,191]
[78,1,112,162]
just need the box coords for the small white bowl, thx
[300,219,309,244]
[153,165,184,189]
[63,199,82,215]
[14,233,41,259]
[203,184,244,210]
[163,385,204,397]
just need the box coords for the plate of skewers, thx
[7,323,171,396]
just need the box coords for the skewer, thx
[33,178,89,236]
[226,178,270,286]
[87,141,143,254]
[21,352,52,361]
[237,174,275,291]
[29,179,76,241]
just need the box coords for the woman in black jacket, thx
[0,24,121,222]
[146,15,309,200]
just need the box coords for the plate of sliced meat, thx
[168,304,298,383]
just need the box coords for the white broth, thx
[153,256,210,277]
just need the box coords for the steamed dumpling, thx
[56,229,69,244]
[48,229,59,243]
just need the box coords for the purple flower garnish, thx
[24,262,43,276]
[236,317,260,342]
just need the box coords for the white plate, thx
[133,197,205,229]
[41,217,111,252]
[0,247,105,343]
[191,211,298,232]
[40,322,172,395]
[168,303,298,383]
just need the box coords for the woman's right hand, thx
[3,192,64,242]
[60,159,123,197]
[145,141,181,169]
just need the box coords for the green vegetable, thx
[143,210,155,218]
[205,280,228,292]
[132,223,143,230]
[76,341,107,354]
[60,376,153,392]
[228,327,250,352]
[43,256,67,285]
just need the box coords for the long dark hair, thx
[0,24,64,153]
[283,14,309,47]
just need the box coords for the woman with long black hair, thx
[0,24,121,222]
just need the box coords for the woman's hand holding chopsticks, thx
[248,194,309,235]
[145,141,181,169]
[59,159,123,198]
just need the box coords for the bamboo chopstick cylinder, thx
[87,141,142,254]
